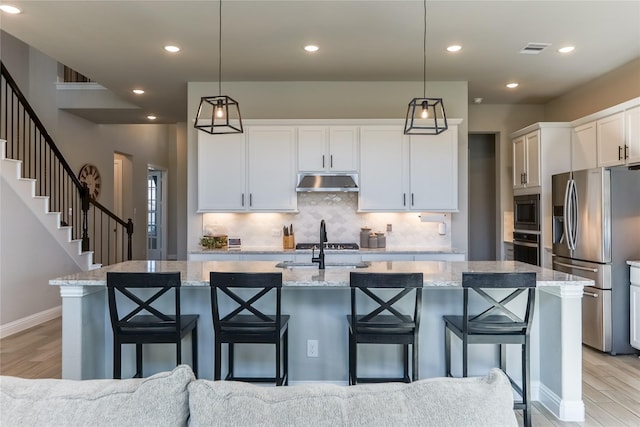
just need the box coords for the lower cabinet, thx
[630,265,640,351]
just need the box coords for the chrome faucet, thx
[311,219,328,269]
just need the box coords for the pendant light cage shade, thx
[194,95,244,135]
[404,97,448,135]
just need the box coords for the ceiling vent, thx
[519,42,551,54]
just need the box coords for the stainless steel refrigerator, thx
[552,167,640,354]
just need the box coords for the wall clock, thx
[78,163,101,200]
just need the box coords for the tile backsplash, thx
[201,193,452,249]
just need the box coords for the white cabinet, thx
[513,131,540,189]
[626,105,640,165]
[409,129,458,211]
[597,112,626,167]
[247,127,297,211]
[197,126,297,212]
[359,126,406,211]
[630,264,640,351]
[197,132,245,211]
[571,121,597,171]
[298,126,359,172]
[359,123,459,212]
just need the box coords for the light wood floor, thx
[1,317,639,426]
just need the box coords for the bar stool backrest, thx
[107,272,182,334]
[209,272,283,333]
[461,272,536,334]
[350,272,423,332]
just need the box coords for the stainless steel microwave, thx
[514,193,540,231]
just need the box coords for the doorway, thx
[147,167,167,260]
[468,133,497,260]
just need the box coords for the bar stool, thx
[443,271,536,427]
[106,271,199,379]
[348,271,423,385]
[209,271,289,386]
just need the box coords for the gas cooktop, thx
[295,242,359,250]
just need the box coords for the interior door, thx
[147,169,165,260]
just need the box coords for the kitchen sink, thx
[275,261,370,269]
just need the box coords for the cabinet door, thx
[597,112,625,167]
[328,126,359,172]
[298,126,327,172]
[410,127,458,211]
[247,127,297,211]
[572,122,597,171]
[525,131,540,187]
[513,135,526,189]
[626,106,640,165]
[631,284,640,350]
[358,126,406,211]
[197,132,246,211]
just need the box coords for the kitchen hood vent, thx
[296,174,359,192]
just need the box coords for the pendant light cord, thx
[422,0,426,98]
[218,0,222,96]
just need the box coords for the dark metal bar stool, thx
[209,271,289,386]
[106,271,199,379]
[444,271,536,427]
[348,271,423,385]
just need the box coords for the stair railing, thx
[0,61,133,266]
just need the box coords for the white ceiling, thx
[2,0,639,124]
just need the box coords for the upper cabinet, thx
[512,131,540,189]
[597,112,626,167]
[511,124,571,192]
[298,126,359,172]
[569,98,640,169]
[197,126,297,212]
[359,122,459,212]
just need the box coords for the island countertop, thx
[50,260,591,289]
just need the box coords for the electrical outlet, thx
[307,339,319,357]
[272,228,282,237]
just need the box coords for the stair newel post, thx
[126,219,134,261]
[81,183,90,252]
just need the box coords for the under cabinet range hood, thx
[296,173,359,192]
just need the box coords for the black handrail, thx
[1,61,133,265]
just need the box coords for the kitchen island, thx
[50,260,590,422]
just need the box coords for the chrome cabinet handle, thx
[249,193,253,207]
[411,193,415,206]
[322,155,325,168]
[330,155,333,168]
[241,193,245,207]
[619,146,623,161]
[625,145,629,159]
[403,193,406,206]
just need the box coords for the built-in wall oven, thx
[513,231,541,266]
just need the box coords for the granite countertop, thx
[50,260,591,289]
[628,260,640,268]
[189,246,465,255]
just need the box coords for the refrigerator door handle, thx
[569,179,578,251]
[583,291,599,298]
[563,179,572,251]
[553,260,599,273]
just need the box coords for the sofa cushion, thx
[0,365,194,427]
[188,368,517,427]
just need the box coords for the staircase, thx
[0,61,133,269]
[1,139,99,270]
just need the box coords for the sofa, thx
[1,366,517,426]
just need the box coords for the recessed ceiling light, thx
[473,97,483,104]
[164,45,180,53]
[0,4,21,14]
[304,45,319,53]
[506,82,519,89]
[558,46,575,54]
[147,115,157,120]
[132,89,145,95]
[447,45,462,52]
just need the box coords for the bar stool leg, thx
[276,339,282,386]
[176,339,182,366]
[135,343,143,378]
[283,329,289,386]
[403,344,409,382]
[523,336,531,427]
[214,339,222,380]
[462,335,468,378]
[412,335,419,382]
[114,341,122,379]
[444,325,451,377]
[192,326,198,377]
[228,343,235,380]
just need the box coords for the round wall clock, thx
[78,163,101,200]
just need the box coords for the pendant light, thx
[194,0,243,134]
[404,0,447,135]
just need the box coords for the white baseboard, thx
[0,306,62,339]
[538,382,585,422]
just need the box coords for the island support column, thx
[60,286,108,380]
[537,286,585,422]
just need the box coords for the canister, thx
[360,227,371,248]
[375,232,386,248]
[368,233,378,249]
